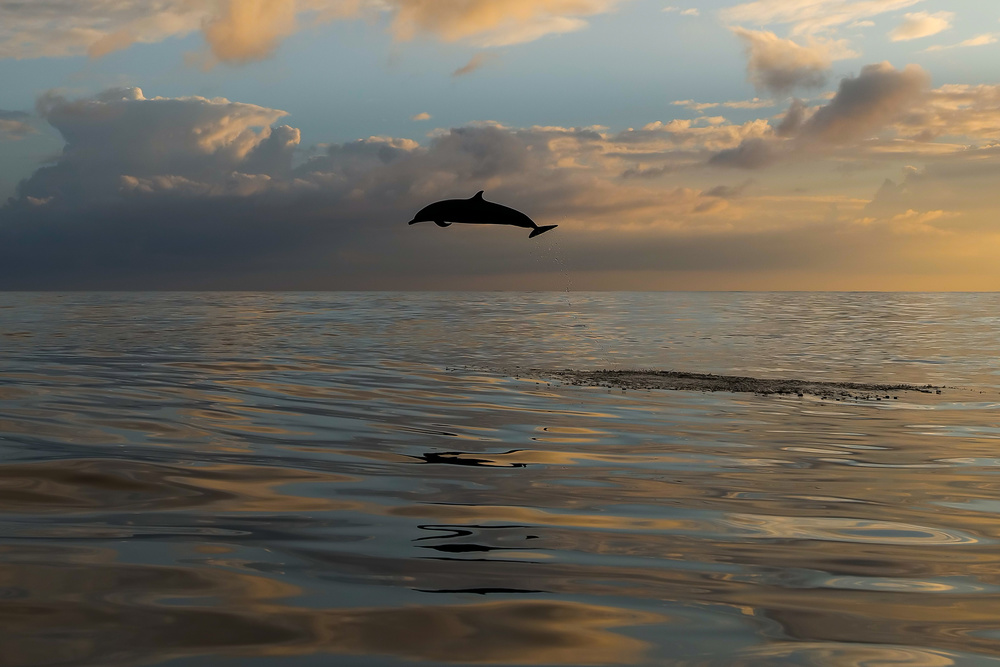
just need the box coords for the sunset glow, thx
[1,0,998,289]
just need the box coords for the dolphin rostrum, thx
[407,191,557,238]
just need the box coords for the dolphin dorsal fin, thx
[472,190,484,200]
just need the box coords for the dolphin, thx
[407,191,557,239]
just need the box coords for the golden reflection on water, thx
[0,545,663,667]
[4,293,1000,666]
[0,459,357,515]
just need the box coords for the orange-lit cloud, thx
[889,11,953,42]
[203,0,300,64]
[721,0,924,36]
[0,0,622,63]
[926,33,999,52]
[383,0,621,46]
[673,98,776,112]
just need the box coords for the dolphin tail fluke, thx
[529,224,558,238]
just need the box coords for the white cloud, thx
[926,33,998,52]
[720,0,924,35]
[411,112,432,121]
[888,11,952,42]
[380,0,622,46]
[663,7,699,16]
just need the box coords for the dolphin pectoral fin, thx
[435,220,452,227]
[408,219,420,225]
[529,224,557,238]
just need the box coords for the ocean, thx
[2,291,1000,666]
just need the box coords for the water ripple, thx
[3,292,1000,665]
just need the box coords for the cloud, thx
[703,180,753,198]
[721,0,923,36]
[926,33,998,52]
[22,87,294,204]
[411,112,432,121]
[0,87,772,287]
[672,98,775,112]
[0,110,34,140]
[889,11,953,42]
[6,85,1000,290]
[709,137,778,169]
[0,0,207,60]
[452,52,499,77]
[895,83,1000,141]
[799,62,930,144]
[202,0,300,64]
[0,88,611,287]
[706,62,932,168]
[732,28,857,94]
[0,0,621,63]
[867,157,1000,217]
[621,165,673,179]
[623,117,772,152]
[383,0,621,46]
[722,98,777,110]
[775,98,807,137]
[663,7,699,17]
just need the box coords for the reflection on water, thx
[2,292,1000,666]
[0,543,660,666]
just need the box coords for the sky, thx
[1,0,999,290]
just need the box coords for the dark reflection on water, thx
[2,292,1000,666]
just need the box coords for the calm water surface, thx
[2,292,1000,666]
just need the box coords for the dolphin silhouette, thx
[407,191,557,238]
